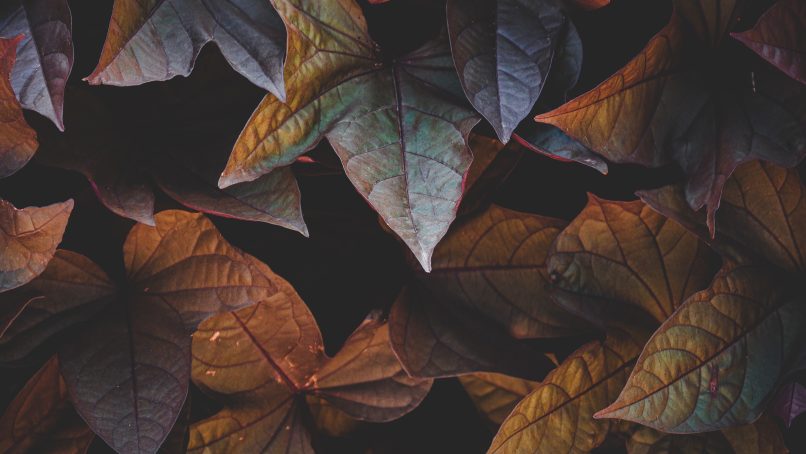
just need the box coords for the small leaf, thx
[0,198,73,293]
[459,372,540,426]
[595,264,806,432]
[0,0,73,130]
[446,0,571,142]
[0,36,37,178]
[721,414,789,454]
[86,0,286,99]
[732,0,805,84]
[772,381,806,427]
[0,356,93,454]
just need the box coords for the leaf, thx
[0,0,73,130]
[446,0,571,143]
[721,414,789,454]
[423,204,582,338]
[513,124,608,174]
[772,381,806,427]
[86,0,286,100]
[0,36,37,178]
[488,327,648,453]
[732,0,805,84]
[388,284,556,379]
[0,198,73,293]
[59,210,287,454]
[0,356,94,454]
[595,264,806,432]
[626,427,733,454]
[535,6,806,233]
[189,303,430,452]
[459,372,540,426]
[0,250,113,363]
[220,1,480,271]
[305,395,360,438]
[548,196,718,324]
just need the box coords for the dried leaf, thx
[595,265,806,432]
[0,36,37,178]
[0,198,73,293]
[459,372,540,426]
[86,0,286,99]
[0,0,73,130]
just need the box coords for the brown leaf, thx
[305,395,360,438]
[0,35,37,178]
[0,356,93,454]
[0,198,73,293]
[459,372,540,426]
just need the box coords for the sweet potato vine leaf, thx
[189,305,431,453]
[535,1,806,233]
[86,0,286,100]
[445,0,575,143]
[595,264,806,432]
[0,198,72,293]
[0,250,113,363]
[731,0,806,84]
[0,356,93,453]
[548,196,719,325]
[0,0,73,130]
[58,210,292,454]
[220,0,480,271]
[459,372,540,426]
[0,36,37,178]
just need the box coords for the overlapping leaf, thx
[513,124,608,174]
[86,0,286,99]
[220,0,480,271]
[535,2,806,232]
[722,414,789,454]
[0,36,37,178]
[459,372,541,426]
[59,210,291,453]
[625,427,733,454]
[0,356,93,454]
[595,264,806,432]
[189,305,431,453]
[0,198,72,293]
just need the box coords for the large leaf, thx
[0,36,37,178]
[535,4,806,233]
[488,326,648,453]
[220,1,480,271]
[422,204,581,338]
[0,250,113,363]
[189,302,430,452]
[0,198,72,293]
[595,264,806,432]
[459,372,541,426]
[446,0,570,143]
[731,0,805,84]
[59,210,288,454]
[0,356,93,454]
[548,196,718,324]
[86,0,286,99]
[0,0,73,130]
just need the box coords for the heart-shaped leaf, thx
[86,0,286,99]
[0,356,93,454]
[459,372,540,426]
[731,0,805,84]
[446,0,572,143]
[0,198,72,293]
[535,3,806,233]
[0,0,73,130]
[595,264,806,432]
[0,36,37,178]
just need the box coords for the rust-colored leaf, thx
[459,372,541,426]
[0,35,37,178]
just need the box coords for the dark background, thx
[1,0,803,452]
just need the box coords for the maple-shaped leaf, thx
[388,284,556,379]
[0,0,73,130]
[58,210,292,454]
[0,356,94,454]
[548,196,719,324]
[445,0,574,143]
[459,372,540,426]
[0,198,72,293]
[732,0,805,84]
[86,0,286,100]
[772,381,806,428]
[595,264,806,432]
[0,36,37,178]
[421,204,582,338]
[0,250,113,363]
[535,0,806,233]
[189,306,431,453]
[219,0,480,271]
